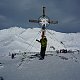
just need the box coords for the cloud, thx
[0,0,80,32]
[0,15,7,21]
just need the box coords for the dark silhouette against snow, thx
[36,36,47,60]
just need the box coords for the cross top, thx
[29,7,58,37]
[29,7,58,29]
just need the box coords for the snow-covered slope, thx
[0,27,80,80]
[0,27,80,55]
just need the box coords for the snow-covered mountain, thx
[0,27,80,55]
[0,27,80,80]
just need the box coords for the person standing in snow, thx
[36,36,47,60]
[11,53,14,59]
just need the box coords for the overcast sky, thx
[0,0,80,32]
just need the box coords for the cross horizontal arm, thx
[48,20,58,24]
[29,20,39,23]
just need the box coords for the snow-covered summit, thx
[0,27,80,80]
[0,27,80,55]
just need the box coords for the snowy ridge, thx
[0,27,80,55]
